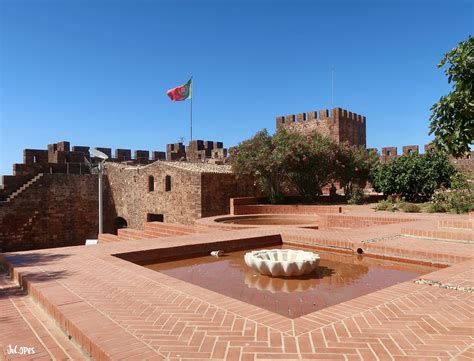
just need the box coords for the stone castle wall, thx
[105,162,259,228]
[378,144,473,165]
[105,162,202,228]
[0,174,116,252]
[166,140,228,163]
[200,173,259,218]
[1,141,165,201]
[0,140,250,251]
[276,107,366,147]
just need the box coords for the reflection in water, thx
[143,245,437,319]
[244,266,334,293]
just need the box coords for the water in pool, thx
[143,245,438,318]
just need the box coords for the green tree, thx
[371,152,456,201]
[430,36,474,157]
[230,129,341,203]
[286,132,339,201]
[336,144,379,198]
[230,129,290,204]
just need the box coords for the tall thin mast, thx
[331,66,335,108]
[190,76,193,141]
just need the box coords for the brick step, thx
[144,221,198,233]
[143,229,177,238]
[144,221,198,235]
[438,219,473,230]
[97,233,120,243]
[143,228,189,237]
[0,270,87,360]
[401,227,474,243]
[116,228,149,241]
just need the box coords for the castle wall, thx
[166,140,228,162]
[402,145,419,155]
[105,162,260,228]
[276,107,366,147]
[0,174,116,252]
[1,141,165,200]
[105,162,202,228]
[200,173,260,218]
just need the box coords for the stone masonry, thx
[1,140,164,201]
[0,140,254,251]
[105,161,259,228]
[166,140,228,163]
[276,107,366,147]
[0,174,116,252]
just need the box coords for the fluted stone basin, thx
[244,249,320,277]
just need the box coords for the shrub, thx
[447,191,473,214]
[426,173,473,214]
[371,151,456,201]
[347,187,365,205]
[424,202,447,213]
[376,200,395,211]
[399,202,421,213]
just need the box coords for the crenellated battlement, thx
[276,107,366,147]
[0,141,167,200]
[166,140,228,163]
[375,144,473,163]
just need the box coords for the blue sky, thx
[0,0,472,175]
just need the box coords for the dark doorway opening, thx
[117,217,128,229]
[147,213,164,222]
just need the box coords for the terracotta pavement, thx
[0,211,473,360]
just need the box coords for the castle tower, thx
[276,107,366,147]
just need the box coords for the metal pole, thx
[331,66,335,107]
[190,91,193,141]
[98,162,103,234]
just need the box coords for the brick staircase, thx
[438,218,473,230]
[0,268,87,360]
[401,214,474,243]
[1,173,44,203]
[98,221,211,244]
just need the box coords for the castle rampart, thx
[375,144,473,165]
[276,107,366,147]
[0,141,165,201]
[166,140,228,163]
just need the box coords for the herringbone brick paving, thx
[1,217,473,360]
[0,268,86,360]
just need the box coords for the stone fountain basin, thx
[244,249,320,277]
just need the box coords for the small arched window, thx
[148,175,154,192]
[165,175,171,192]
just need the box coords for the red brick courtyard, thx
[1,208,473,360]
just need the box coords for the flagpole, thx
[190,76,193,141]
[331,66,335,108]
[190,95,193,141]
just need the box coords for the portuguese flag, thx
[167,78,192,101]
